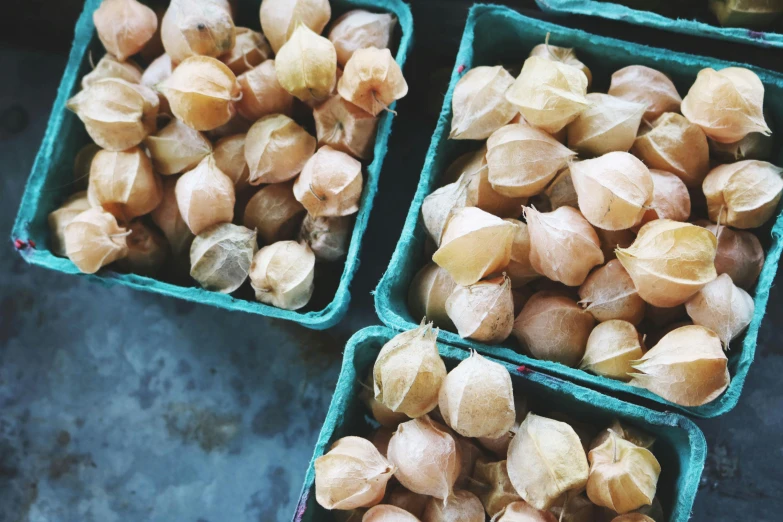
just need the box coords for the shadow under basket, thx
[11,0,413,330]
[293,326,706,522]
[374,3,783,417]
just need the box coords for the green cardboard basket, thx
[374,4,783,417]
[293,326,707,522]
[11,0,413,330]
[536,0,783,49]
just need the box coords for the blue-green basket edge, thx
[291,325,707,522]
[10,0,415,331]
[373,3,783,417]
[536,0,783,49]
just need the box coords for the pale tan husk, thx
[236,60,295,120]
[93,0,158,61]
[578,260,645,325]
[221,28,272,75]
[445,276,515,344]
[408,263,458,330]
[449,66,518,140]
[245,113,316,185]
[580,320,644,381]
[590,419,656,451]
[212,133,250,190]
[529,42,592,87]
[88,147,162,222]
[117,220,169,276]
[243,181,306,244]
[328,10,397,67]
[544,167,579,211]
[505,219,539,287]
[608,65,681,121]
[145,118,213,175]
[363,505,420,522]
[699,221,764,289]
[275,24,337,103]
[468,460,522,518]
[421,175,471,245]
[495,501,558,522]
[361,374,409,428]
[64,208,129,274]
[298,214,353,262]
[385,485,429,518]
[160,0,235,63]
[151,177,195,256]
[175,154,235,235]
[293,145,364,217]
[249,241,315,310]
[702,160,783,229]
[259,0,331,53]
[637,169,691,226]
[82,54,143,89]
[685,273,754,347]
[49,192,92,257]
[549,493,595,522]
[566,93,646,156]
[314,95,379,160]
[338,47,408,116]
[422,490,484,522]
[190,223,257,293]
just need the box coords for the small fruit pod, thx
[374,5,783,417]
[535,0,783,49]
[12,0,413,330]
[293,326,706,522]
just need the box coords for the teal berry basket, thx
[11,0,413,330]
[374,4,783,417]
[536,0,783,49]
[293,326,707,522]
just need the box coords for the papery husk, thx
[387,416,461,499]
[578,260,645,325]
[161,55,239,130]
[505,56,589,134]
[67,78,159,151]
[469,460,522,518]
[702,160,783,229]
[549,493,595,522]
[681,67,770,143]
[151,176,195,256]
[73,143,101,190]
[337,47,408,117]
[507,414,589,510]
[570,152,654,231]
[141,53,173,114]
[385,485,429,519]
[580,320,644,381]
[189,223,257,292]
[363,505,421,522]
[449,66,517,140]
[608,66,681,121]
[432,207,516,286]
[709,0,783,28]
[421,175,471,245]
[545,412,599,453]
[145,118,213,175]
[586,432,661,514]
[205,112,253,140]
[82,54,143,89]
[48,192,92,257]
[221,27,271,75]
[243,181,306,244]
[544,166,579,211]
[630,325,730,406]
[609,515,655,522]
[293,145,364,217]
[589,419,656,452]
[445,276,515,344]
[529,42,592,87]
[117,219,169,276]
[408,263,458,330]
[495,501,558,522]
[315,436,395,510]
[64,208,129,274]
[698,221,764,289]
[373,323,446,418]
[213,133,250,190]
[249,240,315,309]
[422,490,484,522]
[631,113,710,188]
[314,95,379,160]
[616,220,718,307]
[709,131,774,162]
[476,431,514,458]
[275,24,337,103]
[513,291,595,367]
[525,206,604,286]
[245,114,316,185]
[235,60,294,121]
[487,123,576,197]
[505,219,539,287]
[175,155,235,235]
[685,273,754,347]
[93,0,158,61]
[637,169,691,227]
[567,93,645,156]
[259,0,331,53]
[298,214,353,262]
[161,0,235,64]
[334,509,367,522]
[463,149,528,218]
[88,147,162,222]
[456,438,485,489]
[361,374,410,428]
[439,351,515,438]
[329,10,397,67]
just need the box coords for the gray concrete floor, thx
[1,2,782,521]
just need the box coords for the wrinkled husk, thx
[549,494,596,522]
[567,93,646,156]
[469,460,522,518]
[456,438,485,488]
[190,223,257,293]
[259,0,331,53]
[245,114,316,185]
[49,192,92,257]
[360,374,409,428]
[710,0,783,28]
[608,66,681,121]
[175,154,235,235]
[487,123,576,197]
[685,273,754,347]
[221,27,272,75]
[445,276,515,344]
[570,152,653,231]
[145,118,213,175]
[458,150,528,218]
[505,219,539,287]
[82,54,143,90]
[64,208,129,274]
[73,143,101,190]
[544,166,579,211]
[580,320,644,381]
[432,207,516,286]
[505,56,588,134]
[637,169,691,227]
[529,42,592,87]
[630,325,730,406]
[236,60,295,120]
[525,206,604,286]
[315,436,395,510]
[373,323,446,418]
[151,177,195,256]
[88,147,163,222]
[213,133,250,190]
[702,159,783,229]
[449,66,518,140]
[422,490,484,522]
[699,221,764,289]
[631,113,710,188]
[513,291,595,367]
[298,214,353,262]
[422,175,471,245]
[507,414,589,510]
[338,47,408,116]
[93,0,158,61]
[205,113,253,140]
[117,220,169,276]
[616,220,717,307]
[709,131,774,162]
[408,262,458,330]
[363,505,421,522]
[314,95,379,160]
[387,416,461,499]
[275,24,337,103]
[243,181,306,244]
[293,145,364,217]
[385,485,429,518]
[590,419,656,452]
[681,67,770,143]
[578,260,645,325]
[160,0,235,63]
[142,53,173,114]
[495,501,558,522]
[329,10,397,67]
[67,78,159,151]
[249,240,315,309]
